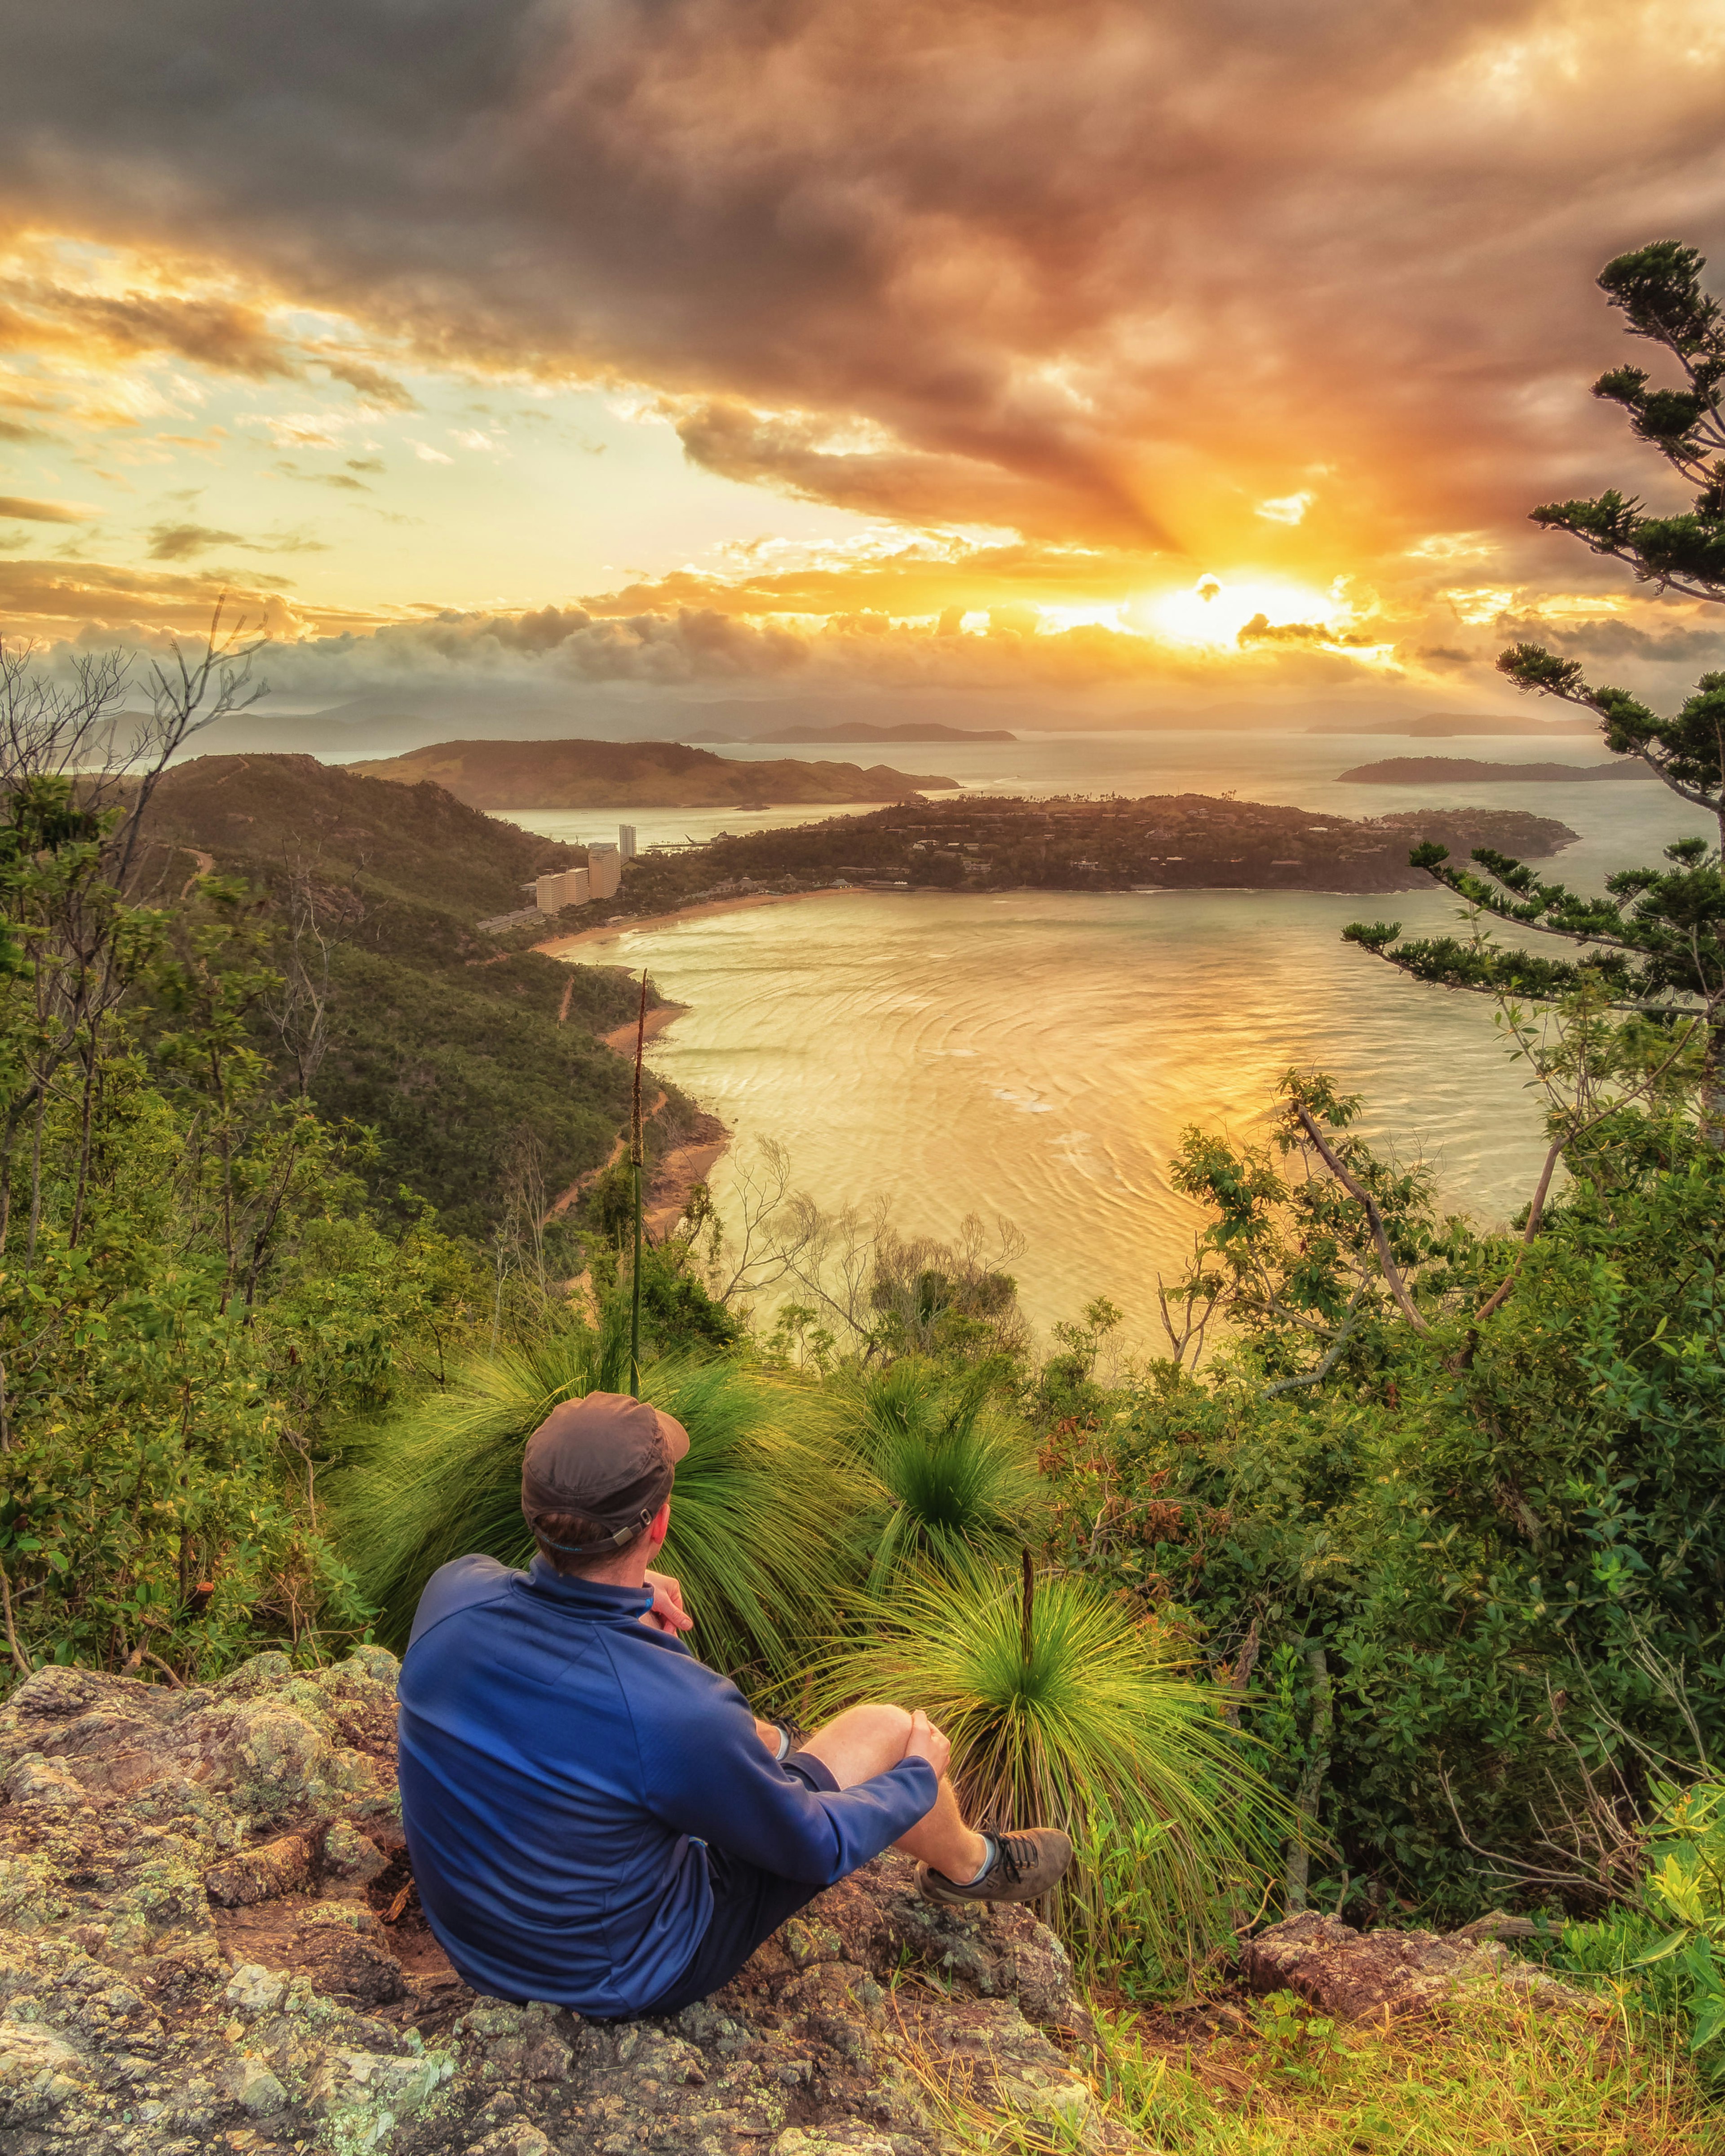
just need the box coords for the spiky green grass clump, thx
[805,1556,1287,1979]
[824,1360,1045,1590]
[329,1326,867,1678]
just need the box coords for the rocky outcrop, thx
[1239,1909,1609,2027]
[0,1652,1113,2155]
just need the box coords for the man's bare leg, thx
[761,1704,988,1883]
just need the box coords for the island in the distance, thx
[347,736,958,808]
[1339,755,1652,784]
[743,720,1016,744]
[528,791,1581,930]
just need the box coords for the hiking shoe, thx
[916,1829,1073,1907]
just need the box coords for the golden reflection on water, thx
[573,886,1551,1349]
[524,723,1717,1350]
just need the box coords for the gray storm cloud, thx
[5,0,1725,554]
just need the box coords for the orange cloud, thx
[0,557,381,641]
[3,0,1721,570]
[0,238,416,416]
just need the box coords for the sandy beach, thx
[542,991,732,1239]
[598,1000,690,1056]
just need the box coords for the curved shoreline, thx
[533,875,1420,959]
[535,886,858,954]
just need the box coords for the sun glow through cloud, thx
[6,0,1725,708]
[1138,575,1349,652]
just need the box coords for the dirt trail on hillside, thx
[543,994,730,1236]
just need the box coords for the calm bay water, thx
[508,729,1710,1346]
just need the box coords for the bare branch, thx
[1290,1101,1431,1335]
[1260,1279,1368,1398]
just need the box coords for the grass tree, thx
[1344,241,1725,1147]
[804,1555,1288,1978]
[330,1317,868,1679]
[823,1358,1046,1591]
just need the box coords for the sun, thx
[1137,574,1350,652]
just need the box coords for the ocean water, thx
[508,729,1710,1347]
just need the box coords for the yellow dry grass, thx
[891,1985,1721,2156]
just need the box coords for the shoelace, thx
[989,1831,1036,1885]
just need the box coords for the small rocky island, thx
[1338,756,1650,785]
[546,793,1579,925]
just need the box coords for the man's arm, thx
[623,1651,938,1884]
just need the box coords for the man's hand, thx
[639,1569,694,1636]
[902,1709,951,1781]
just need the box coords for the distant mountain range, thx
[346,738,958,809]
[1340,755,1653,785]
[162,686,1601,767]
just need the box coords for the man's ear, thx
[647,1499,671,1551]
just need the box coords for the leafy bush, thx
[1037,1078,1725,1920]
[0,1238,371,1679]
[1632,1779,1725,2081]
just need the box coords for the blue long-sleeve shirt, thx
[396,1554,938,2014]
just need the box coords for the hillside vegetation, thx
[140,752,662,1232]
[347,735,957,808]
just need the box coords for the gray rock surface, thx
[0,1652,1115,2155]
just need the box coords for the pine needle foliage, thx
[803,1556,1287,1978]
[328,1320,867,1677]
[823,1359,1046,1592]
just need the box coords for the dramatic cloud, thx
[0,246,416,410]
[5,0,1725,736]
[5,0,1725,561]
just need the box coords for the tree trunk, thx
[1284,1644,1333,1912]
[1704,1005,1725,1152]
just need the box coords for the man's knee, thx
[841,1701,913,1754]
[801,1701,915,1785]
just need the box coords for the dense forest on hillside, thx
[529,791,1582,928]
[138,753,689,1233]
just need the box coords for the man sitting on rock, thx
[397,1391,1071,2019]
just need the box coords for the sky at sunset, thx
[4,0,1725,718]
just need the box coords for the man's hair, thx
[530,1510,652,1578]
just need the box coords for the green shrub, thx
[1039,1085,1725,1919]
[1629,1778,1725,2082]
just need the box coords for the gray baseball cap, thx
[522,1390,690,1549]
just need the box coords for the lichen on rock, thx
[0,1650,1115,2154]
